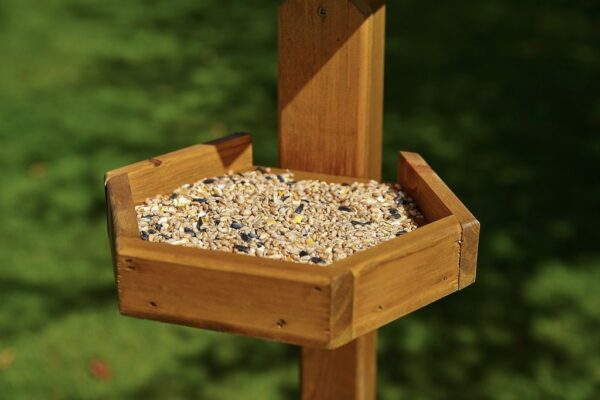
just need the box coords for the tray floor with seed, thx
[135,168,423,265]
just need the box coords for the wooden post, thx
[301,332,378,400]
[279,0,385,180]
[278,0,386,398]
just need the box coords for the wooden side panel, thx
[397,153,452,222]
[105,133,253,204]
[278,0,385,180]
[398,152,480,288]
[106,173,139,241]
[349,216,461,336]
[115,237,338,348]
[301,331,377,400]
[105,173,139,311]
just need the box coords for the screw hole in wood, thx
[149,301,158,308]
[149,158,162,167]
[276,319,286,328]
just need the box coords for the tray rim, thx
[105,133,479,348]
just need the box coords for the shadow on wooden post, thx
[278,1,386,398]
[279,0,386,180]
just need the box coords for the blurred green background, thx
[0,0,598,399]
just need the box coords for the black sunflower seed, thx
[140,231,149,240]
[265,176,272,180]
[203,178,215,184]
[160,234,170,240]
[184,227,196,236]
[395,195,409,205]
[142,215,154,219]
[231,222,242,229]
[310,257,325,264]
[277,174,285,183]
[299,250,309,257]
[148,229,156,234]
[286,180,297,186]
[192,198,207,203]
[257,242,265,248]
[389,208,401,219]
[234,245,250,253]
[196,217,204,229]
[281,195,290,202]
[240,233,252,242]
[338,205,352,212]
[154,223,163,231]
[395,230,408,236]
[294,203,305,214]
[169,193,178,199]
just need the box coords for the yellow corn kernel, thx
[291,214,303,224]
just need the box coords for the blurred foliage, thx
[0,0,598,399]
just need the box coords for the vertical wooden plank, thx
[279,0,386,180]
[279,1,385,398]
[301,333,377,400]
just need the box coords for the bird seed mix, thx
[135,167,424,265]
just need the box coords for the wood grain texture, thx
[301,331,377,400]
[278,0,385,179]
[115,237,342,348]
[105,133,253,204]
[105,173,139,241]
[398,151,480,289]
[105,173,139,309]
[345,216,461,337]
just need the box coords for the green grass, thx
[0,0,598,398]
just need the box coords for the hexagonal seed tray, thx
[105,133,479,349]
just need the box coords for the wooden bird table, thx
[105,1,479,399]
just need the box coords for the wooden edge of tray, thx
[398,151,480,289]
